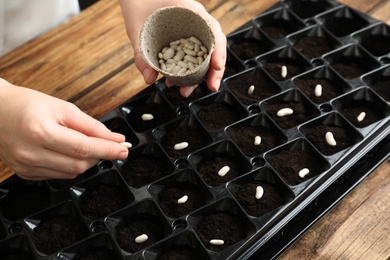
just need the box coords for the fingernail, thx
[214,78,221,91]
[182,85,196,97]
[220,57,225,69]
[142,68,151,82]
[118,150,129,160]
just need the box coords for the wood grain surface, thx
[0,0,389,259]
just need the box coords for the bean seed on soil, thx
[254,136,261,146]
[177,195,188,204]
[277,108,293,117]
[218,166,230,177]
[314,84,322,97]
[248,85,255,95]
[141,113,154,121]
[281,65,287,78]
[255,186,264,199]
[298,168,310,178]
[135,234,148,244]
[325,131,337,146]
[210,239,224,246]
[357,112,366,122]
[174,142,189,150]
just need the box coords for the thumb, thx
[134,51,159,84]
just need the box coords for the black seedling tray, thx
[1,0,389,259]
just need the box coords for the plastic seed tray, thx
[1,0,389,259]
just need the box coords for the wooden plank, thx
[279,160,390,259]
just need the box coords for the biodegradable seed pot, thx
[139,6,215,86]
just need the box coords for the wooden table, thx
[0,0,389,259]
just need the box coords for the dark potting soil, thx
[32,216,89,255]
[1,184,51,221]
[294,36,333,59]
[197,103,241,131]
[198,155,246,187]
[159,248,201,260]
[371,78,390,101]
[224,64,241,78]
[162,125,209,158]
[236,180,288,216]
[122,154,171,188]
[128,102,174,132]
[263,61,303,81]
[227,71,280,105]
[229,126,284,157]
[163,85,210,107]
[340,105,382,128]
[230,38,267,60]
[306,124,354,155]
[80,183,128,221]
[261,22,296,39]
[159,186,206,218]
[269,150,321,186]
[197,212,247,252]
[294,78,344,104]
[331,61,368,80]
[266,101,316,129]
[117,218,164,253]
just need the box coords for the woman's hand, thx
[118,0,226,97]
[0,79,129,180]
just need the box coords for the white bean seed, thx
[166,59,176,64]
[218,166,230,177]
[194,43,200,52]
[197,56,204,65]
[120,142,132,149]
[255,186,264,199]
[184,42,195,50]
[177,195,188,204]
[210,239,224,246]
[185,54,198,64]
[166,63,175,73]
[190,36,202,45]
[197,51,205,57]
[174,50,185,61]
[178,67,187,74]
[188,62,195,70]
[141,113,154,121]
[162,47,168,53]
[170,40,181,46]
[158,52,163,59]
[163,48,175,60]
[184,48,197,56]
[200,45,208,53]
[174,142,189,150]
[277,108,293,117]
[298,168,310,178]
[254,136,261,146]
[248,85,255,95]
[135,234,148,244]
[180,38,188,44]
[357,112,366,122]
[325,131,337,146]
[281,65,287,78]
[314,84,322,97]
[177,60,188,69]
[172,65,182,74]
[161,63,166,71]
